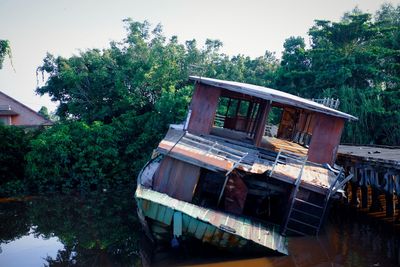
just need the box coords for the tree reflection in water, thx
[0,189,144,267]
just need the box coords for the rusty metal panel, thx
[224,172,248,214]
[308,113,345,165]
[153,156,200,202]
[188,83,221,135]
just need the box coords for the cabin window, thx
[212,96,261,143]
[265,107,283,138]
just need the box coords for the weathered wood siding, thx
[277,107,297,140]
[308,113,345,165]
[153,156,201,202]
[187,83,221,135]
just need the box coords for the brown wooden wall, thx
[307,113,345,165]
[153,156,201,202]
[187,83,221,135]
[277,107,297,140]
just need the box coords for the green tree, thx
[0,125,32,196]
[38,106,50,120]
[0,39,12,69]
[274,6,400,145]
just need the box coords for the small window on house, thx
[0,116,10,125]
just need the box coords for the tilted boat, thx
[135,76,357,255]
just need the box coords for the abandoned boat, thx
[135,76,357,255]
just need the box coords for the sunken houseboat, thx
[135,76,357,255]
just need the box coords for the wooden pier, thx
[336,145,400,229]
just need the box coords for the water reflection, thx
[153,206,400,267]
[0,192,399,267]
[0,190,143,267]
[0,231,63,267]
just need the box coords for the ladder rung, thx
[292,208,322,219]
[294,198,324,209]
[285,227,306,236]
[289,218,319,229]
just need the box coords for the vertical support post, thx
[397,195,400,222]
[350,166,359,207]
[386,192,394,217]
[370,186,382,212]
[254,100,271,147]
[370,170,382,212]
[361,186,369,209]
[360,168,368,209]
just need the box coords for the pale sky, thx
[0,0,398,112]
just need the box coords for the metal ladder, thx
[270,149,314,236]
[281,163,352,236]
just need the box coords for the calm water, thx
[0,190,399,267]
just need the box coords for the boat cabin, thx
[187,76,357,166]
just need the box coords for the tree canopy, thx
[3,4,399,196]
[0,39,12,69]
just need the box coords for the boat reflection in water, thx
[153,207,400,267]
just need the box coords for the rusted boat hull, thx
[135,185,288,255]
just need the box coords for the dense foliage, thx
[0,39,12,69]
[0,126,33,196]
[276,6,400,144]
[0,4,399,196]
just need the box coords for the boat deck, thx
[157,127,337,195]
[135,185,288,254]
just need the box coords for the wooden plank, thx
[156,205,167,223]
[146,201,159,220]
[202,224,216,242]
[194,221,208,239]
[173,212,182,237]
[163,207,174,225]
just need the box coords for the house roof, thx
[0,91,53,125]
[189,76,358,121]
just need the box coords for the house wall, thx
[307,113,345,165]
[187,83,221,135]
[0,92,51,126]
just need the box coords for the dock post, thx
[386,192,394,217]
[350,166,359,207]
[370,186,382,212]
[370,170,382,212]
[397,195,400,222]
[359,168,368,209]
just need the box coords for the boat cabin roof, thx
[189,76,358,121]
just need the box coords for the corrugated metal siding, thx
[135,185,288,255]
[153,156,200,202]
